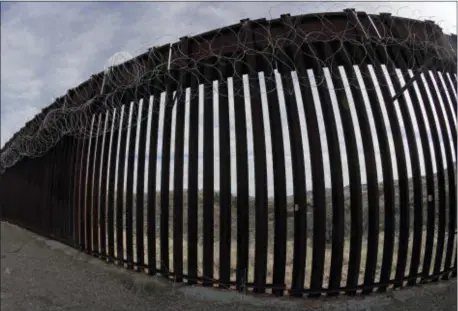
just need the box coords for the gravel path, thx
[1,221,456,311]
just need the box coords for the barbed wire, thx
[0,8,456,174]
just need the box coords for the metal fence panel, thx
[1,10,456,299]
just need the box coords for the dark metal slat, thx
[85,116,98,253]
[66,138,75,241]
[146,73,164,275]
[107,109,120,262]
[60,139,69,239]
[187,70,200,284]
[145,50,166,275]
[135,97,149,271]
[72,138,83,246]
[99,112,112,258]
[233,59,250,292]
[52,140,63,239]
[172,38,190,283]
[116,105,129,265]
[242,20,269,294]
[57,139,66,238]
[126,100,138,270]
[78,137,89,250]
[202,64,215,286]
[217,59,233,289]
[92,114,104,255]
[50,141,60,238]
[159,73,176,276]
[66,137,77,242]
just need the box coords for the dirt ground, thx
[2,221,456,311]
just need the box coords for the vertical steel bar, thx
[54,139,65,239]
[61,141,70,237]
[72,138,83,246]
[136,95,149,272]
[126,99,138,270]
[50,142,60,238]
[64,137,75,242]
[107,109,119,263]
[92,114,104,255]
[117,104,129,265]
[53,140,63,238]
[160,69,176,276]
[202,63,215,287]
[37,156,45,232]
[46,145,54,236]
[49,141,59,238]
[78,136,89,250]
[146,58,164,275]
[242,19,269,294]
[172,38,190,283]
[67,137,76,244]
[85,116,97,253]
[99,112,111,259]
[64,138,73,241]
[233,57,250,292]
[187,66,200,284]
[217,58,233,289]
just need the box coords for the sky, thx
[1,1,457,195]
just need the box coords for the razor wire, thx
[0,9,456,174]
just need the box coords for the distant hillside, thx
[111,167,455,243]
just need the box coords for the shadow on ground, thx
[1,221,456,311]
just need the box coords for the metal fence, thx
[1,10,457,297]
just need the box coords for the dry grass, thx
[87,172,456,292]
[86,225,454,292]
